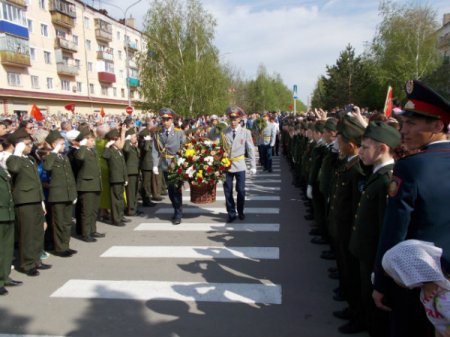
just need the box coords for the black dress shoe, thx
[172,218,181,225]
[329,271,340,280]
[4,279,23,287]
[338,320,366,334]
[135,210,144,216]
[238,213,245,220]
[227,215,237,223]
[25,268,40,277]
[333,307,353,320]
[67,248,78,254]
[142,202,156,207]
[121,218,132,223]
[152,197,163,201]
[309,228,322,236]
[311,237,329,245]
[92,232,105,238]
[54,251,72,258]
[333,292,346,302]
[37,263,52,270]
[304,214,314,221]
[82,236,97,242]
[0,287,8,295]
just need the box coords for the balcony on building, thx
[5,0,27,8]
[97,48,114,61]
[98,71,116,83]
[127,77,140,88]
[55,37,77,53]
[0,35,30,67]
[125,40,138,52]
[57,63,78,76]
[95,19,112,42]
[50,0,76,28]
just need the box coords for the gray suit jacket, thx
[152,126,186,171]
[223,126,256,173]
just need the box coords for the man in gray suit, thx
[152,108,186,225]
[222,106,256,222]
[260,112,277,172]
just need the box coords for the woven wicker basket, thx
[190,183,217,204]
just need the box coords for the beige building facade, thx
[0,0,144,118]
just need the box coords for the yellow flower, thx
[196,170,203,178]
[185,149,196,157]
[221,158,231,167]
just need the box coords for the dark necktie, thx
[166,130,169,137]
[233,130,236,140]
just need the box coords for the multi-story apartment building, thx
[0,0,144,118]
[437,13,450,60]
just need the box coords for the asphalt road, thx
[0,154,368,337]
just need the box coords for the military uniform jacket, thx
[308,141,327,185]
[261,123,277,146]
[103,146,127,183]
[349,163,394,265]
[43,152,77,203]
[123,140,140,175]
[6,155,44,205]
[223,126,256,173]
[374,141,450,292]
[152,126,186,172]
[301,140,315,179]
[138,129,154,171]
[318,145,340,200]
[74,146,102,192]
[0,167,14,221]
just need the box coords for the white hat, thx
[382,239,450,290]
[210,114,218,120]
[66,129,80,141]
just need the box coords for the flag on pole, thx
[100,107,105,117]
[30,104,44,121]
[383,86,393,118]
[64,103,76,113]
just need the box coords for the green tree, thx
[139,0,229,116]
[423,57,450,100]
[311,76,326,109]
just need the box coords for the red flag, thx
[383,86,393,118]
[64,103,75,113]
[100,107,105,117]
[288,104,293,111]
[30,104,44,121]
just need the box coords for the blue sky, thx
[102,0,450,106]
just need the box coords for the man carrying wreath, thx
[152,108,186,225]
[221,106,257,222]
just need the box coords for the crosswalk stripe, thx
[182,195,280,201]
[156,207,279,214]
[134,222,280,232]
[51,279,282,304]
[185,186,280,191]
[101,246,279,259]
[246,179,281,183]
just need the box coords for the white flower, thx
[186,165,196,178]
[177,157,186,166]
[204,156,214,165]
[203,140,212,146]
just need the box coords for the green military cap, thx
[363,121,401,148]
[75,127,92,142]
[125,128,136,137]
[339,116,366,146]
[105,128,120,140]
[7,127,31,145]
[45,130,64,145]
[314,120,326,132]
[324,118,338,132]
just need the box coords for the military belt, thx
[230,155,245,162]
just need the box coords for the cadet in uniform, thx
[373,80,450,337]
[260,112,277,172]
[7,128,48,276]
[103,128,128,227]
[139,124,158,206]
[221,106,257,222]
[152,108,186,225]
[44,130,78,257]
[74,128,104,242]
[123,127,141,216]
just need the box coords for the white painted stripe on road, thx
[156,207,279,215]
[251,174,281,178]
[182,195,280,201]
[101,246,279,260]
[0,335,65,337]
[51,279,282,304]
[246,179,281,183]
[135,222,280,232]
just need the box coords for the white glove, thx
[73,198,77,205]
[42,201,47,214]
[152,166,159,175]
[124,181,128,186]
[14,142,26,156]
[144,135,151,141]
[125,135,131,141]
[307,185,313,199]
[106,140,115,148]
[250,168,257,175]
[52,143,62,154]
[79,139,88,146]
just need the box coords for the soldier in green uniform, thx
[123,128,141,216]
[74,128,103,242]
[7,128,48,276]
[103,128,128,227]
[44,130,78,257]
[349,121,400,337]
[139,124,158,206]
[0,163,21,295]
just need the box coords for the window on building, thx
[73,35,78,45]
[101,86,108,96]
[105,62,114,73]
[47,77,53,89]
[61,79,70,91]
[76,81,82,92]
[31,75,39,89]
[117,31,120,40]
[84,16,89,28]
[89,83,94,94]
[88,62,92,72]
[44,51,51,64]
[86,39,91,50]
[7,72,20,86]
[2,3,27,26]
[29,47,35,61]
[27,19,32,31]
[75,59,80,69]
[39,0,45,9]
[118,50,122,60]
[55,29,66,39]
[119,70,123,78]
[113,87,117,97]
[40,24,48,37]
[121,88,125,98]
